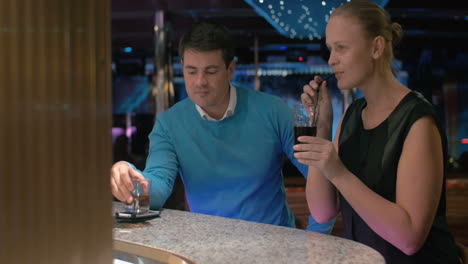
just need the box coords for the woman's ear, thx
[371,36,385,59]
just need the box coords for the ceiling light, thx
[245,0,388,40]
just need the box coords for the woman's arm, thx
[330,115,443,255]
[303,116,344,223]
[299,76,341,223]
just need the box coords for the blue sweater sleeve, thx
[141,117,179,209]
[275,99,308,177]
[275,98,336,234]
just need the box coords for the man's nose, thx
[196,73,208,86]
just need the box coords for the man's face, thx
[182,49,235,112]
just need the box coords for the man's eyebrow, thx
[205,65,219,70]
[183,65,219,70]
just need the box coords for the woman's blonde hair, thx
[332,0,403,68]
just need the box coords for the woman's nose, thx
[328,51,337,66]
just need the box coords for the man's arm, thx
[141,118,180,209]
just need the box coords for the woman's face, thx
[325,15,375,90]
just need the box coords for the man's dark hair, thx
[178,21,235,68]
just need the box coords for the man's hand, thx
[110,161,144,204]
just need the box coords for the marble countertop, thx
[113,204,385,264]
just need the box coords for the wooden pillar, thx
[443,74,459,159]
[254,35,260,91]
[153,10,174,116]
[0,0,113,263]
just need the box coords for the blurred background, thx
[110,0,468,242]
[111,0,468,170]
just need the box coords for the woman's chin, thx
[336,82,354,91]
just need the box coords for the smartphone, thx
[115,210,161,222]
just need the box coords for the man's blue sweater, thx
[139,87,334,231]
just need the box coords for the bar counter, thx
[113,203,385,264]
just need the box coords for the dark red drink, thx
[294,126,317,145]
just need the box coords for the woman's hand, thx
[293,136,345,182]
[301,76,333,139]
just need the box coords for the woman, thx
[294,1,459,263]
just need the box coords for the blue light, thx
[123,47,133,53]
[279,45,288,50]
[244,0,389,40]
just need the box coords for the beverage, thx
[294,126,317,145]
[125,178,152,214]
[126,194,150,214]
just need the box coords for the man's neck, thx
[200,85,231,120]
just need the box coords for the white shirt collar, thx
[195,84,237,121]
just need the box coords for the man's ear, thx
[227,59,236,81]
[372,36,385,59]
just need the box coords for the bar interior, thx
[2,0,467,263]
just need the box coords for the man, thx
[111,21,334,232]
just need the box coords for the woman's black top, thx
[338,91,459,263]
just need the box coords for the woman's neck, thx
[359,72,410,129]
[360,71,408,113]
